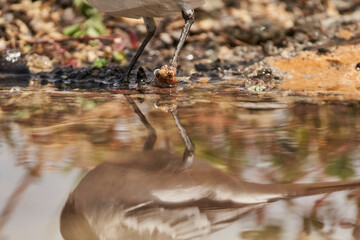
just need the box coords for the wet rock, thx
[189,72,204,82]
[195,63,212,72]
[355,62,360,71]
[25,54,54,73]
[316,47,331,55]
[244,60,285,85]
[136,66,147,82]
[0,49,30,74]
[34,65,127,89]
[0,76,30,87]
[251,68,274,83]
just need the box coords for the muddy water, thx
[1,84,360,240]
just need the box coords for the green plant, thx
[92,57,107,68]
[326,155,355,180]
[64,0,105,37]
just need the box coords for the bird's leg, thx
[116,17,156,86]
[171,109,195,169]
[171,9,195,69]
[154,9,194,87]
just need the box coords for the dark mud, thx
[34,65,127,89]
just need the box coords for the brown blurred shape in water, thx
[60,95,360,240]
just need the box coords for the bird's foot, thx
[154,65,177,87]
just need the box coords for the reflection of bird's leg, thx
[116,17,156,85]
[170,9,195,69]
[124,95,157,151]
[171,109,195,168]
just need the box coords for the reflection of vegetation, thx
[267,104,360,183]
[75,97,99,111]
[1,92,360,184]
[4,93,107,123]
[272,152,305,183]
[270,127,310,183]
[186,127,246,172]
[175,139,229,170]
[303,215,324,234]
[241,225,281,240]
[14,109,31,121]
[325,156,355,180]
[295,127,309,159]
[311,215,324,230]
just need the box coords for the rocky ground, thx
[1,0,360,100]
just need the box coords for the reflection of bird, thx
[60,96,360,240]
[86,0,204,85]
[60,150,360,240]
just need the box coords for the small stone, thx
[159,33,173,45]
[0,49,30,74]
[9,86,21,94]
[355,62,360,71]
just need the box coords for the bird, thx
[60,96,360,240]
[86,0,205,86]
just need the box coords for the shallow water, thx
[1,83,360,240]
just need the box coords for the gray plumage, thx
[87,0,204,18]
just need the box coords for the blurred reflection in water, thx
[1,89,360,239]
[59,97,360,240]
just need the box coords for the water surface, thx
[1,84,360,240]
